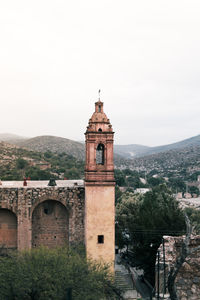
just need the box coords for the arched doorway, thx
[0,209,17,249]
[32,200,69,248]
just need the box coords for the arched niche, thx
[96,143,105,165]
[32,200,69,248]
[0,209,17,249]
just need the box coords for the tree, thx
[0,247,122,300]
[64,167,81,179]
[188,185,199,196]
[115,186,122,205]
[184,207,200,234]
[16,158,28,170]
[16,158,28,179]
[168,177,186,193]
[116,184,185,286]
[25,166,56,180]
[114,170,126,186]
[147,176,164,187]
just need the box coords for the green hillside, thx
[14,135,85,160]
[0,142,84,181]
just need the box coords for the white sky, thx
[0,0,200,146]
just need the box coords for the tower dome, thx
[86,100,113,133]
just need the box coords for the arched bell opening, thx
[0,209,17,250]
[32,200,69,248]
[96,143,105,165]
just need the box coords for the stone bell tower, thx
[85,97,115,267]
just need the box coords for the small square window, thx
[98,235,104,244]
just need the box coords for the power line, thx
[131,230,185,235]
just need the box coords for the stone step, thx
[115,271,134,291]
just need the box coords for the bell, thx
[48,178,57,186]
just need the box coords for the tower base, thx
[85,183,115,270]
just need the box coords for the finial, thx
[98,89,101,101]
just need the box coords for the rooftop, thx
[0,180,84,188]
[178,197,200,210]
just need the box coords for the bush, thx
[0,247,121,300]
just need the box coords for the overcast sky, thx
[0,0,200,146]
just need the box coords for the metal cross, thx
[98,89,101,100]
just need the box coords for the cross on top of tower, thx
[98,89,101,101]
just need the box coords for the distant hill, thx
[0,133,28,144]
[114,144,150,159]
[1,133,200,184]
[142,134,200,157]
[2,132,200,162]
[116,144,200,181]
[15,135,85,160]
[114,134,200,159]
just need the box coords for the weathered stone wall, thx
[0,183,85,250]
[32,200,69,248]
[0,209,17,249]
[157,235,200,300]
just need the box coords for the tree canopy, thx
[116,184,185,285]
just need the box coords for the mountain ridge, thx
[0,133,200,160]
[114,134,200,159]
[14,135,85,160]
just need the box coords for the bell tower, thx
[85,97,115,267]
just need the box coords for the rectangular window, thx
[98,235,104,244]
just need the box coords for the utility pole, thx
[157,250,160,300]
[66,288,72,300]
[162,238,166,296]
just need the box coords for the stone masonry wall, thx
[0,209,17,249]
[0,185,85,249]
[32,200,69,248]
[157,235,200,300]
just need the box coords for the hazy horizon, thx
[0,131,199,148]
[0,0,200,146]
